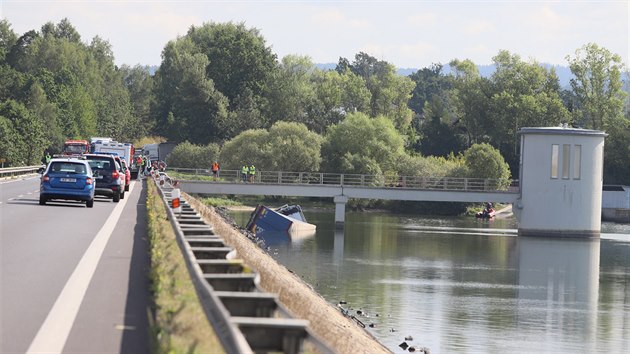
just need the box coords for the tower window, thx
[573,145,581,179]
[551,144,559,179]
[562,144,570,179]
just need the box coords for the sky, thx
[1,0,628,70]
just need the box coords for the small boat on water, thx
[476,208,496,219]
[246,204,317,235]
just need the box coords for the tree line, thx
[1,19,628,185]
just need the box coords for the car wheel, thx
[86,198,94,208]
[39,196,46,205]
[120,189,125,199]
[125,184,130,192]
[113,192,120,202]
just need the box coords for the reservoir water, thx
[231,209,630,353]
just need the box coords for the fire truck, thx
[62,140,90,156]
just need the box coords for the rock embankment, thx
[183,192,392,354]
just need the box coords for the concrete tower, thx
[515,127,607,237]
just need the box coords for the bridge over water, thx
[168,168,520,225]
[168,127,607,238]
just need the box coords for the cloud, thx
[407,13,438,27]
[465,20,495,35]
[311,9,345,25]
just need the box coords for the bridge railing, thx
[167,168,519,192]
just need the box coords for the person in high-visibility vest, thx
[241,165,249,183]
[248,164,256,183]
[211,161,220,179]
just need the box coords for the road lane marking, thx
[26,183,135,354]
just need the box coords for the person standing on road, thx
[211,161,220,179]
[136,155,143,180]
[45,152,51,165]
[141,156,147,177]
[248,164,256,183]
[241,164,249,183]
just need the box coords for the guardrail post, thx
[278,171,282,184]
[339,174,344,186]
[319,173,323,184]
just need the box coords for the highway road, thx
[1,175,151,353]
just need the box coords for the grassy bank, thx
[146,181,225,354]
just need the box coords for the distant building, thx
[516,126,607,237]
[602,185,630,223]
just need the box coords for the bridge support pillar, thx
[333,195,348,228]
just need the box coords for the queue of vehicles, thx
[40,138,137,207]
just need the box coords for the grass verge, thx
[146,181,225,354]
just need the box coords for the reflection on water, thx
[256,229,316,247]
[231,209,630,354]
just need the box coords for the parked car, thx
[120,159,131,192]
[84,154,124,202]
[110,155,127,198]
[39,157,95,207]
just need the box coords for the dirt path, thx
[183,192,393,354]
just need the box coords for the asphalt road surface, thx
[1,175,151,353]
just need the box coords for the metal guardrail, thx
[154,175,334,354]
[0,165,43,178]
[167,168,519,192]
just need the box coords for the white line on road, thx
[26,184,135,354]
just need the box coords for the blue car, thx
[39,158,95,208]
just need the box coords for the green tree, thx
[307,68,371,134]
[567,43,626,130]
[408,63,453,116]
[418,92,466,157]
[0,100,46,165]
[488,51,569,173]
[337,52,415,133]
[166,141,220,169]
[0,115,19,165]
[219,129,270,170]
[463,143,511,182]
[155,41,229,143]
[121,64,155,136]
[321,112,405,174]
[265,55,316,127]
[26,82,63,154]
[265,121,322,171]
[219,122,322,172]
[226,87,266,137]
[0,20,18,63]
[186,21,277,104]
[448,58,490,147]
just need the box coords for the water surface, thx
[232,209,630,353]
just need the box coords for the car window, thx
[49,162,87,174]
[87,157,114,170]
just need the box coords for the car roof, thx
[48,158,89,164]
[84,154,116,160]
